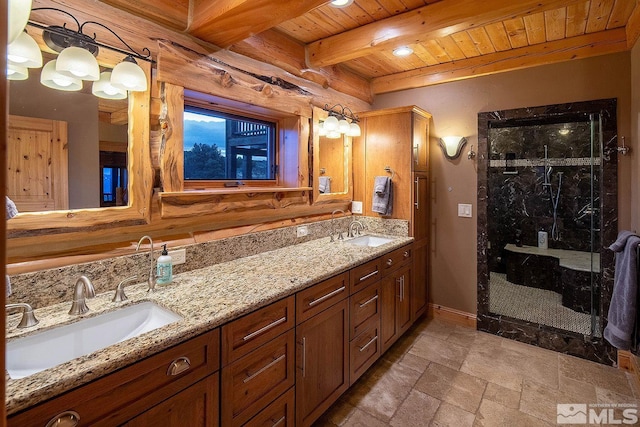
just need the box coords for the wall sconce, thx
[318,103,361,139]
[7,6,152,98]
[438,136,468,160]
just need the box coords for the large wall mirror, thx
[5,22,152,238]
[311,106,353,204]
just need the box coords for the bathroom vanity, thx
[6,234,418,427]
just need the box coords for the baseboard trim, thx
[427,303,477,328]
[618,350,640,387]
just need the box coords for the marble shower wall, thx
[487,120,601,273]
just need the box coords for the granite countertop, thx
[504,244,601,273]
[6,233,413,415]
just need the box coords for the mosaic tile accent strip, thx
[489,157,601,168]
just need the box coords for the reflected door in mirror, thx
[318,136,345,194]
[7,115,69,212]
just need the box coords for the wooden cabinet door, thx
[123,373,219,427]
[295,299,349,427]
[412,111,429,172]
[412,240,429,321]
[412,172,429,240]
[380,265,412,353]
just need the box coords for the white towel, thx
[372,176,393,216]
[6,196,18,219]
[319,176,331,193]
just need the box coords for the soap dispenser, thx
[156,244,173,285]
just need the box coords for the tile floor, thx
[314,317,640,426]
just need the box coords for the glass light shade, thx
[92,71,127,100]
[347,122,361,137]
[111,59,147,92]
[438,136,467,160]
[338,119,350,134]
[56,46,100,81]
[326,130,341,139]
[330,0,353,7]
[8,31,42,68]
[7,63,28,80]
[323,115,339,132]
[318,122,327,136]
[8,0,32,44]
[41,60,83,91]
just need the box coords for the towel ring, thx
[384,166,396,180]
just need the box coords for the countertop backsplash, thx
[7,216,408,309]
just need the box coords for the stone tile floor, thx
[314,317,640,426]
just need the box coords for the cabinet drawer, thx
[381,245,412,276]
[223,296,295,366]
[222,330,295,427]
[296,272,349,324]
[243,386,294,427]
[350,281,381,340]
[8,328,220,427]
[349,318,381,385]
[349,258,381,294]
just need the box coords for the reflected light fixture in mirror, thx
[438,136,468,160]
[8,30,42,68]
[8,0,32,44]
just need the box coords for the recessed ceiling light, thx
[330,0,354,8]
[393,46,413,57]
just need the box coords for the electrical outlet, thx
[351,201,363,214]
[169,249,186,265]
[297,225,309,238]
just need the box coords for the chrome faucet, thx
[136,235,156,292]
[6,303,39,328]
[112,275,138,302]
[69,275,96,315]
[348,220,365,238]
[330,209,348,241]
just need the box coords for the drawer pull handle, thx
[404,251,409,258]
[309,286,345,307]
[359,270,379,282]
[359,335,378,352]
[167,357,191,376]
[272,415,286,427]
[243,354,286,383]
[386,259,393,266]
[243,316,287,341]
[301,337,307,378]
[359,294,379,308]
[45,410,80,427]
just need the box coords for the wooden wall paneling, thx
[483,22,512,52]
[586,0,616,33]
[544,8,567,41]
[566,1,590,37]
[160,83,184,193]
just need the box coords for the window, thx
[183,106,277,183]
[100,151,127,207]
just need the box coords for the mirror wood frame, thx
[6,60,153,238]
[311,106,353,205]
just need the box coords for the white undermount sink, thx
[346,235,395,247]
[6,301,182,379]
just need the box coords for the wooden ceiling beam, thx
[99,0,190,31]
[189,0,329,48]
[307,0,586,67]
[626,1,640,48]
[371,28,627,94]
[232,30,373,104]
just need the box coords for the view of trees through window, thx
[184,107,276,181]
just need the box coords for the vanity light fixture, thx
[7,62,29,81]
[7,31,42,68]
[393,46,413,57]
[10,7,152,98]
[8,0,33,44]
[319,103,361,139]
[438,136,468,160]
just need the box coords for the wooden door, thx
[7,115,68,212]
[381,265,412,353]
[397,265,412,336]
[412,240,429,321]
[412,172,429,240]
[295,299,349,427]
[123,373,219,427]
[411,111,429,172]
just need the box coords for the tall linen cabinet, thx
[353,106,431,321]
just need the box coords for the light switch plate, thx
[458,203,473,218]
[297,225,309,238]
[352,201,363,214]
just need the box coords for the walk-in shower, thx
[477,99,618,364]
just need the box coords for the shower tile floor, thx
[489,272,599,336]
